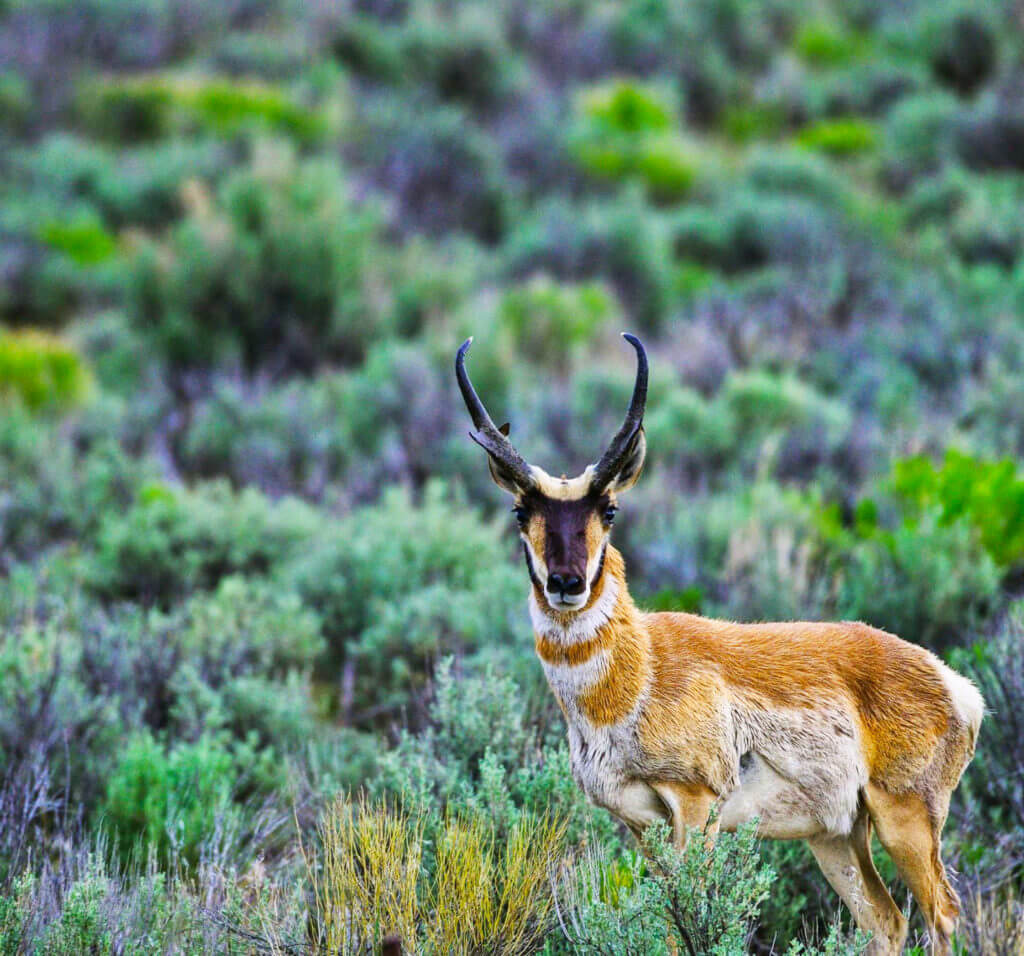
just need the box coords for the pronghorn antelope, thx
[455,334,983,955]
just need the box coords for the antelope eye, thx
[512,506,529,527]
[603,505,618,525]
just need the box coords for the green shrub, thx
[0,408,147,562]
[37,213,117,266]
[399,7,519,109]
[670,193,835,274]
[720,103,787,143]
[286,482,525,722]
[498,275,620,366]
[352,98,510,242]
[504,193,674,331]
[77,74,327,145]
[890,449,1024,570]
[921,7,998,96]
[882,91,960,182]
[817,498,1001,649]
[796,117,877,156]
[554,820,774,955]
[569,81,698,201]
[102,731,240,867]
[128,155,388,372]
[375,660,619,851]
[21,134,230,229]
[88,480,319,605]
[794,23,870,66]
[0,329,92,412]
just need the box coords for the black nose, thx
[547,572,584,596]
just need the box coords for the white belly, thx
[718,752,825,839]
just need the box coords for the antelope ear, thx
[601,427,646,493]
[486,452,528,495]
[480,421,524,493]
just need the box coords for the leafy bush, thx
[922,8,997,96]
[498,275,620,367]
[102,731,239,868]
[890,449,1024,570]
[88,480,319,604]
[554,820,774,955]
[504,193,674,331]
[128,156,388,372]
[882,91,960,184]
[569,80,698,201]
[0,328,92,412]
[77,74,327,145]
[646,370,851,479]
[816,498,1001,649]
[670,192,836,274]
[796,117,877,155]
[0,409,146,563]
[352,99,510,242]
[794,22,870,66]
[20,134,230,229]
[286,482,525,722]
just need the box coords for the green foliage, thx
[0,328,92,412]
[77,74,327,145]
[21,134,230,229]
[797,118,877,156]
[816,499,1000,649]
[102,731,240,868]
[88,480,318,604]
[891,450,1024,570]
[569,81,698,201]
[128,155,388,371]
[287,482,525,721]
[498,275,620,366]
[555,820,774,955]
[37,213,117,265]
[794,23,870,66]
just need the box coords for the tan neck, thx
[532,546,650,725]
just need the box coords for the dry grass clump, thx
[312,797,566,955]
[956,888,1024,956]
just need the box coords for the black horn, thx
[590,333,648,491]
[455,338,536,490]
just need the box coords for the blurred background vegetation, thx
[2,0,1024,951]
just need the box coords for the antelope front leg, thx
[652,781,719,850]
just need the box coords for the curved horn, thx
[591,333,648,491]
[455,338,536,490]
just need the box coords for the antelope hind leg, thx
[807,808,908,956]
[865,783,959,956]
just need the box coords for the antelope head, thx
[456,334,647,612]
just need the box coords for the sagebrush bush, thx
[128,155,389,372]
[554,820,773,955]
[0,328,92,411]
[77,73,327,145]
[568,80,698,201]
[88,480,319,604]
[286,482,525,723]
